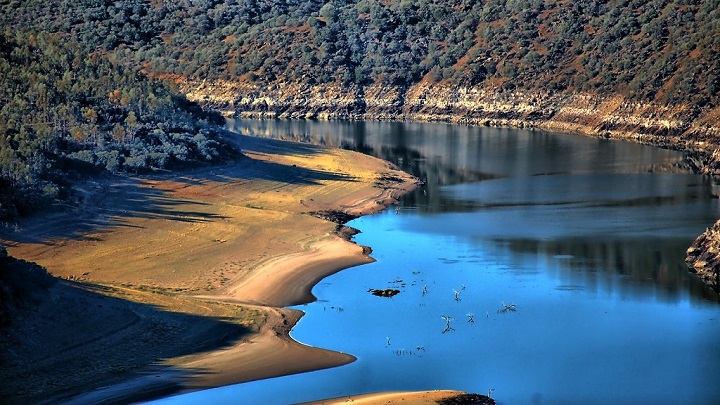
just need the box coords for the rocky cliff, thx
[687,221,720,292]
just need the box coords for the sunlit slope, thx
[3,1,717,107]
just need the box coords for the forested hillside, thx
[0,30,225,217]
[2,0,718,107]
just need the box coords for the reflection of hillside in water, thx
[227,119,500,212]
[498,237,716,302]
[227,118,690,214]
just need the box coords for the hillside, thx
[2,0,719,170]
[0,30,229,218]
[3,0,717,104]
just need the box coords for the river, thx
[151,120,720,404]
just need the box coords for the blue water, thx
[150,120,720,404]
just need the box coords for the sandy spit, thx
[298,390,468,405]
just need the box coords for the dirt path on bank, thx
[0,133,418,404]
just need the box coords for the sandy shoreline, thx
[298,390,469,404]
[1,133,428,404]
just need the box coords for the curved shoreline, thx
[1,133,420,404]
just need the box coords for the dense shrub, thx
[0,31,227,218]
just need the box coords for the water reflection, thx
[226,119,697,213]
[499,237,715,302]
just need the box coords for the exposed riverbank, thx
[0,132,421,404]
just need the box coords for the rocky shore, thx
[687,220,720,292]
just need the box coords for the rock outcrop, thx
[686,221,720,292]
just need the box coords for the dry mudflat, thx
[0,133,428,404]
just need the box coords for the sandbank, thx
[0,132,420,404]
[299,390,467,404]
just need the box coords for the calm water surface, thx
[152,120,720,404]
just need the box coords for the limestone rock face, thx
[686,220,720,290]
